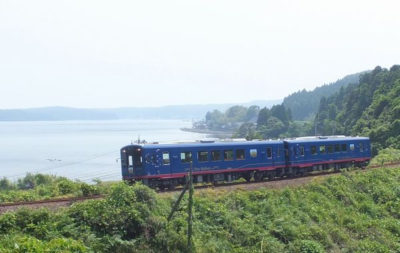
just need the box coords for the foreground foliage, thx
[0,173,108,203]
[370,148,400,166]
[0,167,399,252]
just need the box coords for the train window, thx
[335,144,340,153]
[129,156,133,167]
[341,144,347,152]
[299,146,305,156]
[162,152,170,165]
[360,143,364,152]
[311,145,317,155]
[236,149,245,160]
[211,150,221,161]
[224,150,233,161]
[250,149,257,158]
[350,144,355,151]
[320,145,326,154]
[180,152,192,163]
[198,151,208,162]
[328,145,334,153]
[266,147,272,158]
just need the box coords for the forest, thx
[283,72,363,121]
[196,65,400,156]
[315,65,400,154]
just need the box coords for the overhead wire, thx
[7,150,120,179]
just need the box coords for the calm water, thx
[0,120,206,182]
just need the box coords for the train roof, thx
[284,136,369,143]
[127,139,283,149]
[121,136,370,150]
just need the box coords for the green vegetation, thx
[1,166,399,252]
[0,173,106,203]
[197,65,400,156]
[194,71,366,141]
[234,104,312,140]
[194,105,260,131]
[4,65,400,251]
[283,72,363,120]
[370,148,400,166]
[315,65,400,154]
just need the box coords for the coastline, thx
[180,127,234,138]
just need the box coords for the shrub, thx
[80,183,99,197]
[57,180,76,195]
[0,177,15,191]
[370,148,400,165]
[297,240,325,253]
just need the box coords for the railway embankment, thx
[0,165,399,252]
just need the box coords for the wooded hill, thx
[283,72,364,120]
[194,65,400,155]
[315,65,400,154]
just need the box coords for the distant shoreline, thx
[181,127,234,138]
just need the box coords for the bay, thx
[0,120,206,182]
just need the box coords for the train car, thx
[121,140,286,189]
[284,136,371,174]
[121,136,371,189]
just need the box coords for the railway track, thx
[0,195,103,214]
[1,161,399,213]
[160,161,400,193]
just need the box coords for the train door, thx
[161,150,172,175]
[284,142,290,167]
[266,146,274,165]
[125,146,143,176]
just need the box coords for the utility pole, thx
[167,162,194,252]
[187,162,194,251]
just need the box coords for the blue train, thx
[120,136,371,189]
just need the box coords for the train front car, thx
[121,140,287,189]
[284,136,371,174]
[120,144,144,181]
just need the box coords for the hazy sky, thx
[0,0,399,108]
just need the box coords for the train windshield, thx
[127,149,143,168]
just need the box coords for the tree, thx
[257,107,271,126]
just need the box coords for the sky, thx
[0,0,399,109]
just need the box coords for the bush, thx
[370,148,400,166]
[57,180,76,195]
[0,177,15,191]
[297,240,325,253]
[80,183,99,197]
[0,235,87,252]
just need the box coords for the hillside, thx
[283,72,364,120]
[315,65,400,154]
[0,166,399,252]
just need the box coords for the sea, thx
[0,120,206,182]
